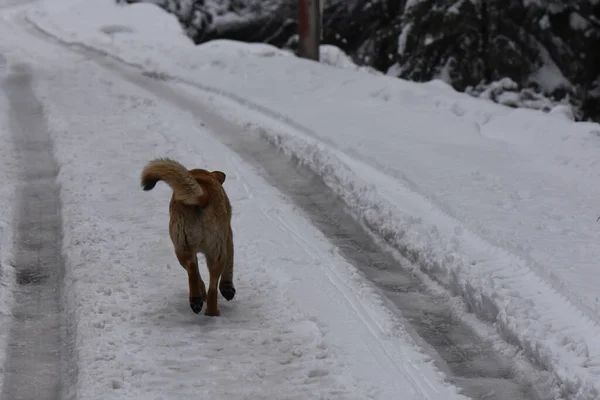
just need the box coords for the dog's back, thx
[168,168,232,259]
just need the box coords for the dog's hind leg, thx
[205,254,226,316]
[219,229,236,301]
[176,250,206,314]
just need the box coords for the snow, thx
[467,77,566,114]
[10,0,600,398]
[539,14,551,30]
[569,12,590,31]
[396,22,412,56]
[447,0,464,15]
[528,48,573,93]
[404,0,427,12]
[0,4,473,400]
[435,58,453,85]
[319,44,381,75]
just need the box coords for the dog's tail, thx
[141,157,207,205]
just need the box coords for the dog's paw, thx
[189,297,204,314]
[219,282,236,301]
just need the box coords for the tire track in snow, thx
[0,60,71,400]
[0,50,17,398]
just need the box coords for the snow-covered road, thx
[0,5,520,400]
[23,0,600,397]
[1,0,600,399]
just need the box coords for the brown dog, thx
[140,157,235,316]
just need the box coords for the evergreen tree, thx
[396,0,600,120]
[321,0,403,71]
[398,0,540,90]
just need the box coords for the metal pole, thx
[298,0,320,61]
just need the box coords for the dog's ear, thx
[211,170,226,184]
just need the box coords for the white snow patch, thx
[570,12,589,31]
[447,0,463,14]
[386,62,402,76]
[397,22,412,56]
[318,44,381,75]
[404,0,426,12]
[467,77,569,114]
[197,39,293,59]
[529,49,573,92]
[319,44,358,69]
[425,79,455,92]
[548,104,575,121]
[435,58,453,86]
[539,14,551,30]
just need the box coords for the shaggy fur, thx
[141,157,235,316]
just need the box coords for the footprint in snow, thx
[307,369,329,378]
[516,189,533,200]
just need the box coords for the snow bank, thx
[193,39,293,59]
[318,44,381,75]
[466,77,576,118]
[26,0,600,397]
[46,0,188,47]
